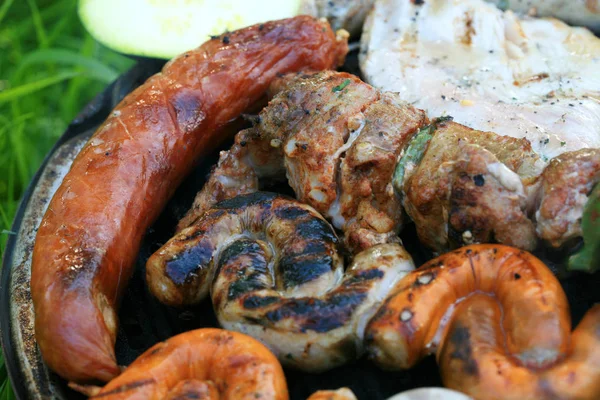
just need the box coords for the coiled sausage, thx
[366,244,570,370]
[365,244,600,399]
[147,192,414,371]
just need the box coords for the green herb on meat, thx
[392,116,453,196]
[332,79,351,93]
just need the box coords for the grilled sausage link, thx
[89,328,288,400]
[148,192,345,307]
[147,192,414,371]
[366,244,570,371]
[86,326,356,400]
[363,244,600,400]
[31,16,348,383]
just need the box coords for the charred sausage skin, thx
[147,192,345,308]
[148,192,414,372]
[31,16,348,383]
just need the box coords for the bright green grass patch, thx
[0,0,134,395]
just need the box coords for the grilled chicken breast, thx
[360,0,600,161]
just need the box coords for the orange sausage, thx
[89,329,288,400]
[365,244,570,370]
[439,297,600,400]
[31,16,348,383]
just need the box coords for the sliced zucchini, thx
[78,0,305,59]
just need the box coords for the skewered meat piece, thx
[179,70,429,253]
[536,148,600,248]
[400,119,546,253]
[148,192,414,371]
[181,70,597,255]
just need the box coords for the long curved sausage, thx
[365,245,570,370]
[31,16,348,383]
[88,328,288,400]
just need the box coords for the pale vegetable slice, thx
[78,0,306,59]
[386,388,473,400]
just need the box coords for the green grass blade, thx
[0,71,80,104]
[0,0,15,25]
[9,121,28,193]
[46,10,75,45]
[13,48,119,83]
[0,352,11,400]
[25,0,48,48]
[12,0,72,35]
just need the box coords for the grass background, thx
[0,0,134,396]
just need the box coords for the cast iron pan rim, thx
[0,58,165,400]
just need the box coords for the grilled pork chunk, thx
[179,71,429,253]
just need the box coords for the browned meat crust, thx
[180,71,428,253]
[536,148,600,247]
[402,120,544,253]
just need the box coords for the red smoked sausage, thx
[31,16,348,383]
